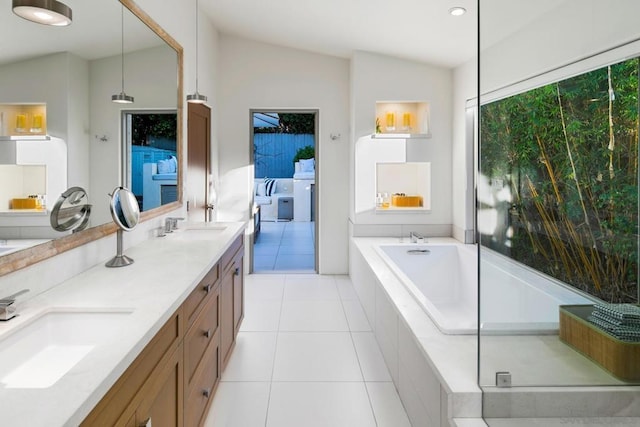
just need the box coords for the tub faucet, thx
[0,289,29,321]
[410,231,425,243]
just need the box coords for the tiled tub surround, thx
[0,222,246,427]
[350,237,640,426]
[350,237,483,427]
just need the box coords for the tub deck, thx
[350,237,640,426]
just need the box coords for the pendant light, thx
[12,0,72,26]
[186,0,207,104]
[112,5,134,104]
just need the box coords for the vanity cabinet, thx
[220,234,244,368]
[184,278,221,427]
[233,246,244,335]
[81,234,245,427]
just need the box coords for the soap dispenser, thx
[376,193,383,208]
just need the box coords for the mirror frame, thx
[0,0,183,277]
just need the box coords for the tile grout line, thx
[337,277,380,427]
[255,220,317,272]
[262,275,286,427]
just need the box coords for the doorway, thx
[250,110,318,273]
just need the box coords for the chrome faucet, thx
[410,231,425,243]
[164,217,185,233]
[0,289,29,321]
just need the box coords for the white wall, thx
[217,35,350,273]
[480,0,640,95]
[350,51,453,235]
[452,58,477,242]
[66,53,91,192]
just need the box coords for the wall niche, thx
[375,162,431,213]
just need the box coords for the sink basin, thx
[0,309,132,389]
[166,225,228,240]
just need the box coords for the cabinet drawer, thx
[221,234,243,272]
[184,288,219,389]
[184,263,219,328]
[185,338,220,427]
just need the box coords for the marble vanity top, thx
[0,221,246,427]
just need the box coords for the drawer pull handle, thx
[203,388,211,398]
[204,329,212,338]
[203,283,212,293]
[234,267,240,276]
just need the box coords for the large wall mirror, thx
[0,0,183,276]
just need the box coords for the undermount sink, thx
[166,224,228,240]
[0,309,132,389]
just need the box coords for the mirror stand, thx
[105,187,140,268]
[105,229,134,267]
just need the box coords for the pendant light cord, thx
[121,5,126,93]
[195,0,199,93]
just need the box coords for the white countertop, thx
[0,221,246,427]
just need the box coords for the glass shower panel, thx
[479,0,640,399]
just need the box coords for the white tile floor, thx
[204,274,412,427]
[253,221,315,272]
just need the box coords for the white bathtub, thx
[375,243,595,335]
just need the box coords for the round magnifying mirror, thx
[50,187,92,232]
[106,187,140,268]
[109,187,140,231]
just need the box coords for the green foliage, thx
[132,114,177,146]
[254,113,315,134]
[293,145,315,163]
[480,57,639,303]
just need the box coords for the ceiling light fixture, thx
[449,6,467,16]
[12,0,72,26]
[112,5,134,104]
[186,0,207,104]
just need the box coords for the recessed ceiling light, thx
[449,7,466,16]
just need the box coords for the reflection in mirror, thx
[50,187,92,233]
[122,110,178,212]
[0,0,182,277]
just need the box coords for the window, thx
[479,57,639,303]
[122,111,177,211]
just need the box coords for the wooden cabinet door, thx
[220,265,235,368]
[136,345,183,427]
[232,255,244,334]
